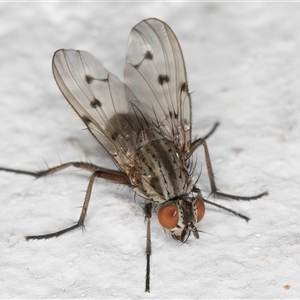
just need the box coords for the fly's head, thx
[157,195,205,242]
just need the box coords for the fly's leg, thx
[201,195,250,222]
[26,167,130,240]
[0,162,131,239]
[144,202,152,292]
[0,162,128,179]
[190,138,268,220]
[26,170,96,240]
[202,122,220,140]
[190,138,268,200]
[186,123,219,160]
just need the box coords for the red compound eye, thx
[158,205,179,229]
[196,199,205,223]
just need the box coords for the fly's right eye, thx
[158,205,179,229]
[195,199,205,223]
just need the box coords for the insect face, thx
[158,197,205,242]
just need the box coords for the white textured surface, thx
[1,2,299,298]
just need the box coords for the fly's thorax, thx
[133,128,193,202]
[157,196,205,242]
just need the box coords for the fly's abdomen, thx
[134,128,192,202]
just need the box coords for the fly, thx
[0,18,268,292]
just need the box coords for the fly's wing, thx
[125,18,192,153]
[52,49,142,167]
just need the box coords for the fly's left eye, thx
[158,205,179,229]
[195,199,205,223]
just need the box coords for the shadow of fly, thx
[0,18,268,292]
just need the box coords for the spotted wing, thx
[52,49,141,165]
[125,18,192,153]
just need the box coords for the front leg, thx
[144,202,153,292]
[0,161,130,183]
[0,162,131,239]
[25,168,131,240]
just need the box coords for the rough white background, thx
[0,2,299,299]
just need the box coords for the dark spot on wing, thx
[111,132,118,141]
[132,51,153,68]
[86,75,93,84]
[181,82,187,93]
[144,51,153,60]
[158,75,170,85]
[90,98,102,108]
[169,111,178,119]
[82,116,92,124]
